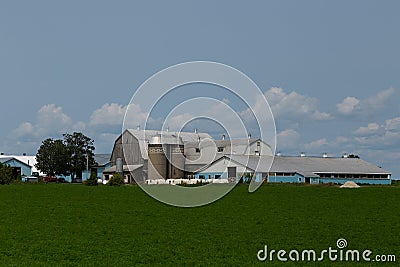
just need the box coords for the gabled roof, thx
[103,164,143,173]
[126,129,212,144]
[184,138,273,166]
[194,155,273,173]
[0,157,32,168]
[270,156,390,175]
[94,154,111,166]
[0,155,41,174]
[121,129,213,160]
[195,155,391,177]
[0,157,14,163]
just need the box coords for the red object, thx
[43,176,67,183]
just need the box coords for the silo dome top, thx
[150,133,184,145]
[150,135,162,144]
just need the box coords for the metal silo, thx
[147,133,186,180]
[147,135,167,179]
[169,139,185,179]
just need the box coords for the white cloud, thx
[304,138,329,150]
[337,87,395,115]
[166,113,194,131]
[368,87,395,109]
[90,103,126,126]
[354,123,382,136]
[123,103,149,129]
[277,129,300,150]
[385,117,400,131]
[311,111,333,121]
[354,117,400,147]
[14,122,34,138]
[337,96,360,115]
[264,87,333,121]
[90,103,150,131]
[14,104,73,138]
[37,104,72,127]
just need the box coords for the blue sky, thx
[1,1,399,178]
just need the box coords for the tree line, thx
[35,132,95,182]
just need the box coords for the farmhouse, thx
[107,129,391,185]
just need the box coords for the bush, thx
[108,174,125,186]
[0,163,14,185]
[83,173,98,186]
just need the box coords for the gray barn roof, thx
[185,138,261,153]
[127,129,212,144]
[270,156,390,175]
[197,155,390,176]
[94,154,111,166]
[104,164,143,173]
[126,129,213,160]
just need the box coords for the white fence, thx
[145,178,229,185]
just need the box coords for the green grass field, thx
[0,183,398,266]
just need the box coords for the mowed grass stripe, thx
[0,184,398,266]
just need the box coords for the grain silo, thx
[147,133,185,179]
[148,135,167,179]
[169,141,185,179]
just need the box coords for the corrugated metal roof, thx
[127,129,212,144]
[104,164,143,173]
[196,155,390,176]
[94,154,111,166]
[0,157,32,168]
[184,139,273,166]
[126,129,213,160]
[184,164,207,173]
[0,157,14,163]
[270,156,390,175]
[228,155,273,172]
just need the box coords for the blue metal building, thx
[194,155,391,185]
[81,154,111,181]
[0,157,32,177]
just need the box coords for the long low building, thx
[106,129,391,185]
[193,155,391,185]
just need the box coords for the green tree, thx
[63,132,95,182]
[0,163,14,185]
[83,172,98,186]
[108,173,125,186]
[35,138,70,176]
